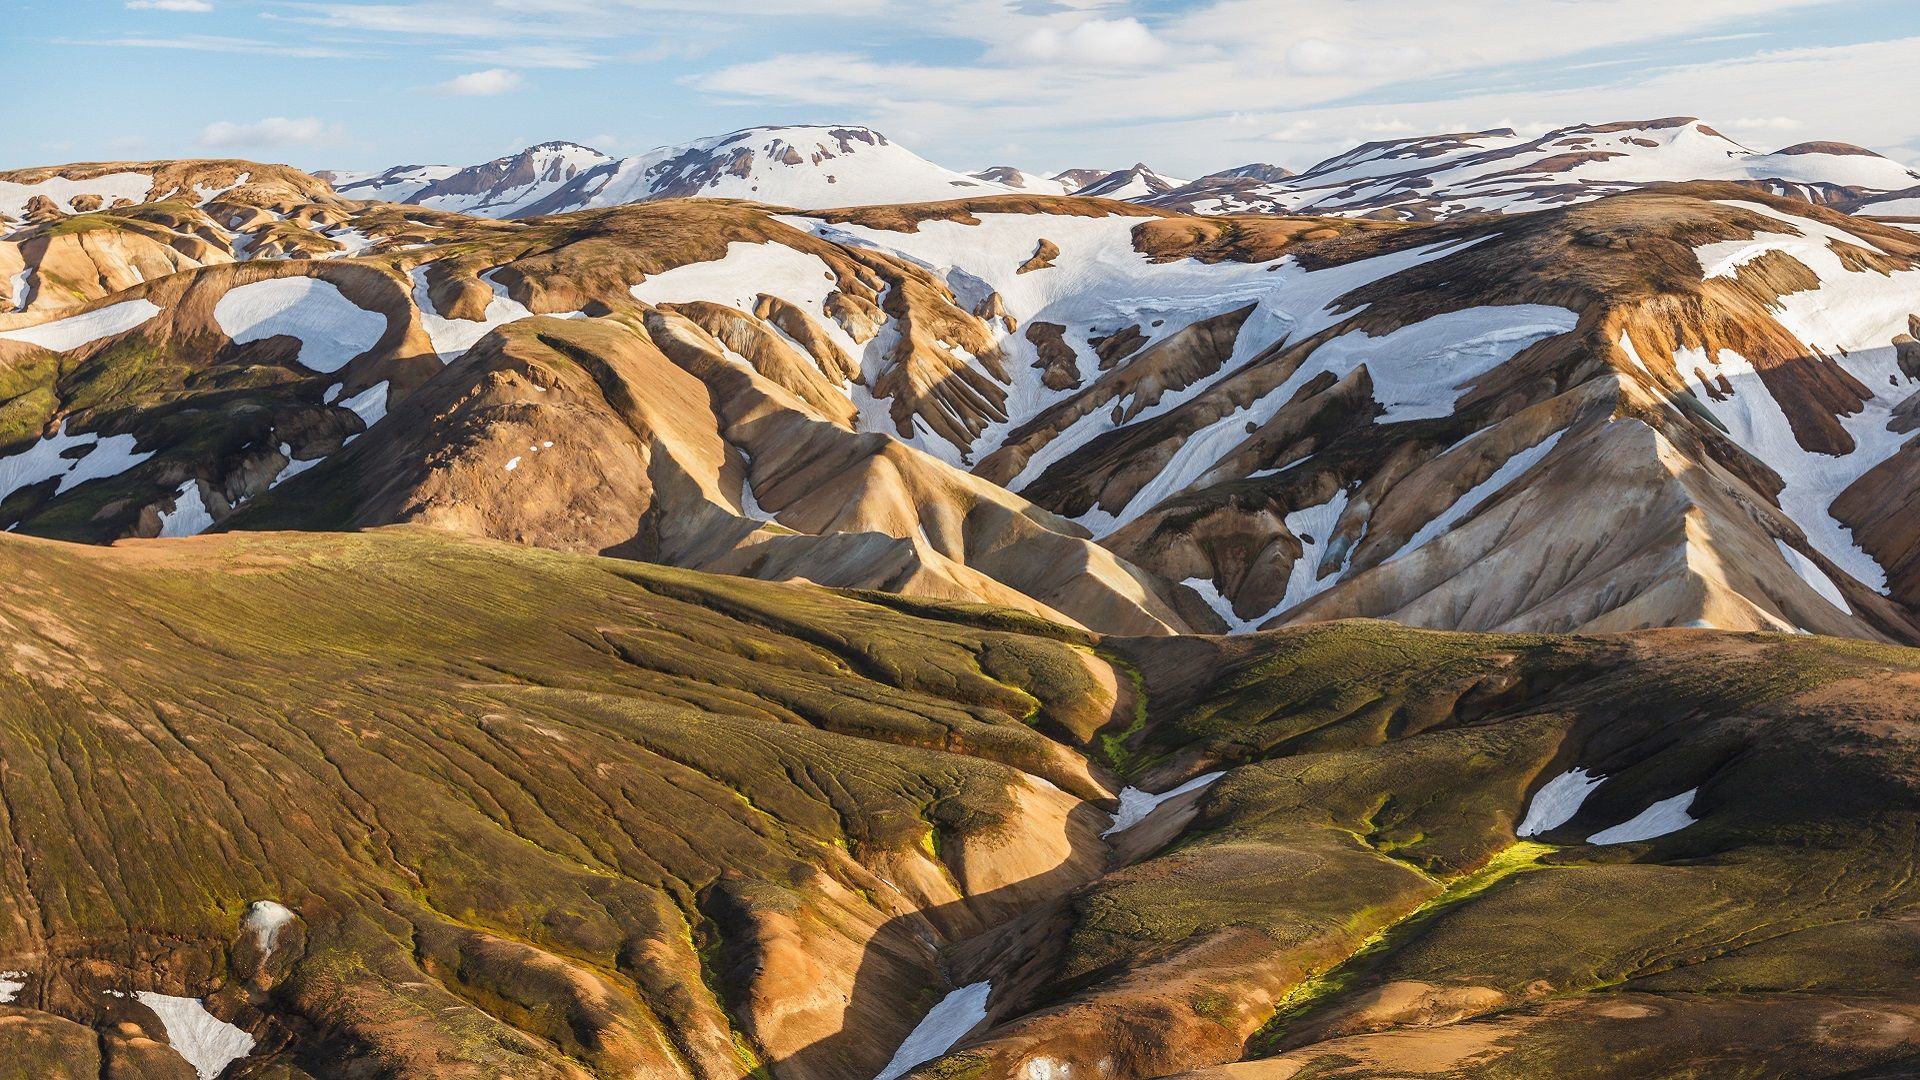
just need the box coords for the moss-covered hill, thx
[0,526,1917,1078]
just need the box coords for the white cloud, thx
[430,68,524,96]
[199,117,344,149]
[1007,17,1169,67]
[690,0,1910,176]
[63,33,364,58]
[126,0,212,10]
[1285,39,1348,76]
[447,44,602,69]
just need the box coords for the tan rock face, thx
[3,162,1920,647]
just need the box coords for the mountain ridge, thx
[1,159,1917,646]
[306,116,1920,222]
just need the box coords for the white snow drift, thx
[1587,789,1699,845]
[133,992,255,1080]
[0,422,152,504]
[1102,772,1226,837]
[874,981,992,1080]
[1517,768,1605,837]
[213,277,386,373]
[0,298,161,351]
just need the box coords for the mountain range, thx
[312,118,1920,223]
[3,115,1920,1077]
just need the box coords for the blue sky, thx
[10,0,1920,176]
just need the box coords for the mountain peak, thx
[1773,140,1885,158]
[1077,163,1186,199]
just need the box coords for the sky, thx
[8,0,1920,177]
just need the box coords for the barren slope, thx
[0,529,1916,1079]
[4,163,1920,645]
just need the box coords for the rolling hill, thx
[0,527,1913,1078]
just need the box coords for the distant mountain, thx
[1048,167,1112,193]
[1145,118,1920,219]
[323,119,1920,224]
[1074,162,1188,200]
[969,166,1072,196]
[1210,162,1298,183]
[332,141,611,217]
[338,127,1014,217]
[1850,183,1920,218]
[1145,163,1297,215]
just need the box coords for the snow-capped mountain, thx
[332,141,612,217]
[11,149,1920,647]
[340,127,1015,216]
[1852,184,1920,218]
[1146,118,1920,219]
[325,119,1920,225]
[319,164,459,203]
[1048,167,1111,193]
[536,125,1019,211]
[969,166,1073,195]
[1074,163,1188,200]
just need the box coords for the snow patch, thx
[1517,768,1605,837]
[133,992,255,1080]
[0,171,153,221]
[1277,488,1354,614]
[410,265,583,361]
[243,900,294,954]
[0,971,25,1003]
[1774,538,1852,614]
[0,422,153,503]
[874,981,991,1080]
[1180,577,1255,634]
[0,298,162,351]
[213,277,386,373]
[1102,772,1226,838]
[7,265,32,313]
[336,381,390,428]
[156,480,214,537]
[1587,789,1698,845]
[270,442,324,488]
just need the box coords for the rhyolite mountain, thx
[4,137,1920,1078]
[331,118,1920,223]
[333,126,1018,217]
[3,157,1920,641]
[1072,163,1190,201]
[1142,118,1920,219]
[328,140,614,217]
